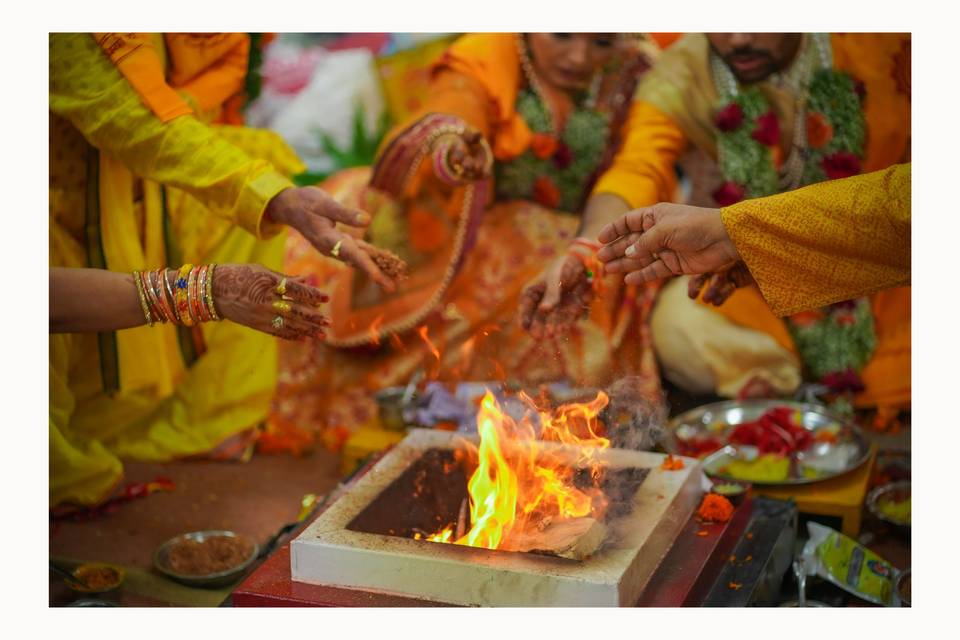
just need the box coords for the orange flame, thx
[369,314,384,346]
[419,390,611,551]
[418,325,440,361]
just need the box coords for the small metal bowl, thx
[866,481,911,531]
[709,480,750,505]
[154,530,259,588]
[896,569,911,606]
[375,387,411,432]
[67,563,125,594]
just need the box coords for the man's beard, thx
[716,46,781,84]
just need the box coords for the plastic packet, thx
[801,521,901,606]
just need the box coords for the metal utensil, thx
[666,399,871,486]
[793,558,807,607]
[154,530,259,588]
[50,563,87,589]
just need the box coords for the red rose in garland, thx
[532,176,561,208]
[552,141,574,169]
[712,181,746,206]
[821,368,865,394]
[531,133,560,160]
[751,111,780,146]
[822,151,862,179]
[714,102,744,132]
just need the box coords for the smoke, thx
[602,376,669,452]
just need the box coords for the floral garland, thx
[495,88,610,212]
[712,62,876,396]
[787,300,877,390]
[712,68,867,205]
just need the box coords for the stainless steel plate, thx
[154,530,259,588]
[665,399,871,486]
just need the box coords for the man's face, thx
[706,33,803,83]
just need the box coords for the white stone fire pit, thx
[291,429,703,606]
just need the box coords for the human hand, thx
[265,186,396,292]
[438,128,494,182]
[519,249,596,338]
[686,263,754,306]
[212,263,329,341]
[597,203,741,286]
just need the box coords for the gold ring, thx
[331,240,343,258]
[272,316,284,330]
[272,300,291,315]
[276,277,287,296]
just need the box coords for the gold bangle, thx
[188,264,204,324]
[206,263,220,321]
[150,270,176,323]
[133,271,155,326]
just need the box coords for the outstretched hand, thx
[519,251,595,338]
[265,186,397,292]
[441,128,494,182]
[597,203,741,285]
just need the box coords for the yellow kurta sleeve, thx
[722,164,911,316]
[49,33,290,239]
[591,100,686,208]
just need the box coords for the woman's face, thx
[526,33,618,91]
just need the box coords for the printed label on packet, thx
[803,522,899,606]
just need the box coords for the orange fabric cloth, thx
[94,33,250,123]
[164,33,249,116]
[93,33,193,123]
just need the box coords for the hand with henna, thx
[596,202,753,306]
[212,264,330,341]
[686,263,755,306]
[440,128,494,182]
[519,252,594,338]
[264,186,397,293]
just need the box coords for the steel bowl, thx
[375,386,412,431]
[67,563,125,594]
[665,399,871,486]
[154,530,259,588]
[867,481,911,530]
[896,569,911,606]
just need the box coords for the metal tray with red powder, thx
[664,400,871,486]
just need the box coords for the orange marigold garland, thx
[696,493,734,523]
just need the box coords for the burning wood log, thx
[509,517,607,561]
[455,498,468,540]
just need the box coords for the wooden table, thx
[750,445,877,537]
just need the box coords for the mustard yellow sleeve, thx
[48,33,290,239]
[591,101,686,208]
[722,164,911,316]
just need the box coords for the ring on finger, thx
[276,277,287,296]
[272,300,291,315]
[272,315,284,330]
[331,240,343,258]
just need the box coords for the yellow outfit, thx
[723,164,911,316]
[49,33,304,507]
[594,33,911,410]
